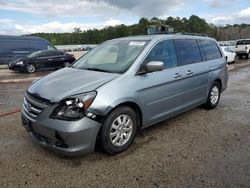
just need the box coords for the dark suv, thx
[9,50,75,73]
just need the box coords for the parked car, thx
[9,50,75,73]
[21,34,228,156]
[221,46,236,63]
[0,35,56,65]
[234,39,250,59]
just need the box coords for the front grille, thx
[22,92,51,119]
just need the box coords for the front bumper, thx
[9,64,25,72]
[21,105,102,157]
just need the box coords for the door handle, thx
[48,59,52,61]
[174,73,182,78]
[187,70,194,75]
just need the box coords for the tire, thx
[100,106,138,155]
[204,82,221,109]
[26,64,36,73]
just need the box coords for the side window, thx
[145,40,177,69]
[174,39,202,65]
[200,40,222,61]
[246,40,250,45]
[236,40,244,45]
[52,51,64,56]
[39,51,55,57]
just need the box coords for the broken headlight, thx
[50,91,96,121]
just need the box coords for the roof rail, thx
[175,32,208,37]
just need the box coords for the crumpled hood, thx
[28,67,119,102]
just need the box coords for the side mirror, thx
[146,61,164,73]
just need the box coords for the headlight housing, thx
[50,91,97,121]
[15,61,23,65]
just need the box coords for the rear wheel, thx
[100,106,138,155]
[204,82,221,109]
[26,64,36,73]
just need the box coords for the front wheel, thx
[100,106,138,155]
[204,82,221,109]
[26,64,36,73]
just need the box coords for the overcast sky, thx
[0,0,250,35]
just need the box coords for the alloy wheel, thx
[109,114,133,147]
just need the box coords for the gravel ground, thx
[0,63,250,188]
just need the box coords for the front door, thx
[138,40,189,126]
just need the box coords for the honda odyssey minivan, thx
[21,34,228,156]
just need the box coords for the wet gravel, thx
[0,63,250,188]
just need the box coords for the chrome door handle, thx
[174,73,182,78]
[48,59,52,61]
[187,70,193,75]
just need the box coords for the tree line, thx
[29,15,250,45]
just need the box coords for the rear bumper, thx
[21,108,102,157]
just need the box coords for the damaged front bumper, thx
[21,100,102,156]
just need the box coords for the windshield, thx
[73,40,148,74]
[27,51,43,58]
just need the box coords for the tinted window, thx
[51,51,64,56]
[36,50,57,57]
[200,40,222,61]
[174,39,202,65]
[236,40,245,45]
[145,40,177,69]
[246,40,250,45]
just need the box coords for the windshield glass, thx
[27,51,43,58]
[73,40,148,74]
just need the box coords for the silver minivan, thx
[21,34,228,156]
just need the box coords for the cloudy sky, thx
[0,0,250,35]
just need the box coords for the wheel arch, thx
[105,101,143,129]
[214,78,222,90]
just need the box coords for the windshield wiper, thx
[85,68,110,73]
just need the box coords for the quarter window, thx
[200,40,222,61]
[174,39,202,65]
[145,40,177,69]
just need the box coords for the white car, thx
[234,39,250,59]
[221,46,236,63]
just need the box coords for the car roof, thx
[108,34,216,44]
[0,35,47,41]
[236,39,250,41]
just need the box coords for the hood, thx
[28,67,119,102]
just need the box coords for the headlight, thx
[50,91,97,121]
[16,61,23,65]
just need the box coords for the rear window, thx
[200,40,222,61]
[174,39,202,65]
